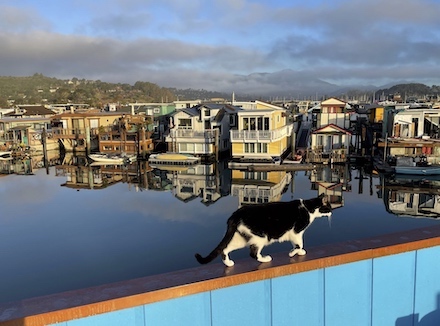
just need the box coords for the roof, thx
[321,98,347,106]
[5,105,55,117]
[312,123,352,135]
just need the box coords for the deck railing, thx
[305,148,347,163]
[230,125,293,142]
[167,129,218,140]
[52,127,99,138]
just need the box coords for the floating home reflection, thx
[1,155,440,304]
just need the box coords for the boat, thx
[88,153,136,164]
[0,151,13,161]
[148,153,200,168]
[394,156,440,175]
[283,152,303,164]
[394,165,440,175]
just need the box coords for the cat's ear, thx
[319,193,328,204]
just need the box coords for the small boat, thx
[148,153,200,168]
[89,153,136,164]
[0,151,13,161]
[283,152,303,164]
[394,156,440,175]
[394,165,440,175]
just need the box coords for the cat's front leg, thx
[289,244,307,257]
[258,255,272,263]
[289,232,306,257]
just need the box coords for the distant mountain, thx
[229,69,341,98]
[0,73,437,107]
[375,83,440,99]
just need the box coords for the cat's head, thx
[317,193,332,216]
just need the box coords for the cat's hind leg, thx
[250,244,272,263]
[222,231,247,267]
[289,231,306,257]
[249,236,272,263]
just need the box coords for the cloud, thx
[0,6,52,32]
[0,0,439,93]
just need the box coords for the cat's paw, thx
[289,249,299,257]
[258,255,272,263]
[298,249,306,255]
[223,259,235,267]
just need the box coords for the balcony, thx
[166,129,218,143]
[52,127,99,139]
[230,124,293,142]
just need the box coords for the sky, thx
[1,0,440,94]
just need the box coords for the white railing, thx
[230,125,293,142]
[167,129,217,141]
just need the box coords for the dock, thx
[229,162,316,172]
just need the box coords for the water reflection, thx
[2,154,440,303]
[54,152,149,191]
[379,174,440,219]
[4,152,440,222]
[309,164,352,210]
[0,149,61,175]
[166,161,231,205]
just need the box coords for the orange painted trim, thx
[2,225,440,326]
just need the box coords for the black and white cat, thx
[195,193,332,267]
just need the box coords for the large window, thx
[178,119,192,129]
[244,143,267,153]
[243,116,269,130]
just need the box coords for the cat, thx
[195,193,332,267]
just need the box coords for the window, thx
[317,135,323,146]
[250,118,256,130]
[257,117,263,130]
[90,119,99,129]
[243,118,249,130]
[244,143,266,153]
[204,109,210,117]
[257,143,268,153]
[244,143,256,153]
[264,117,270,130]
[178,119,192,129]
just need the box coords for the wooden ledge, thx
[2,225,440,326]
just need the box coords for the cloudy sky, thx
[1,0,439,93]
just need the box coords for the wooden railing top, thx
[2,225,440,326]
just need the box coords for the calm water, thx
[0,157,439,304]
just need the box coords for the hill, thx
[0,74,177,108]
[0,74,438,108]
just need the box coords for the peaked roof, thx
[312,123,352,134]
[321,98,347,106]
[255,100,285,110]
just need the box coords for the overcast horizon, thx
[1,0,439,94]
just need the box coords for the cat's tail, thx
[195,218,237,264]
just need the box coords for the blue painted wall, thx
[52,246,440,326]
